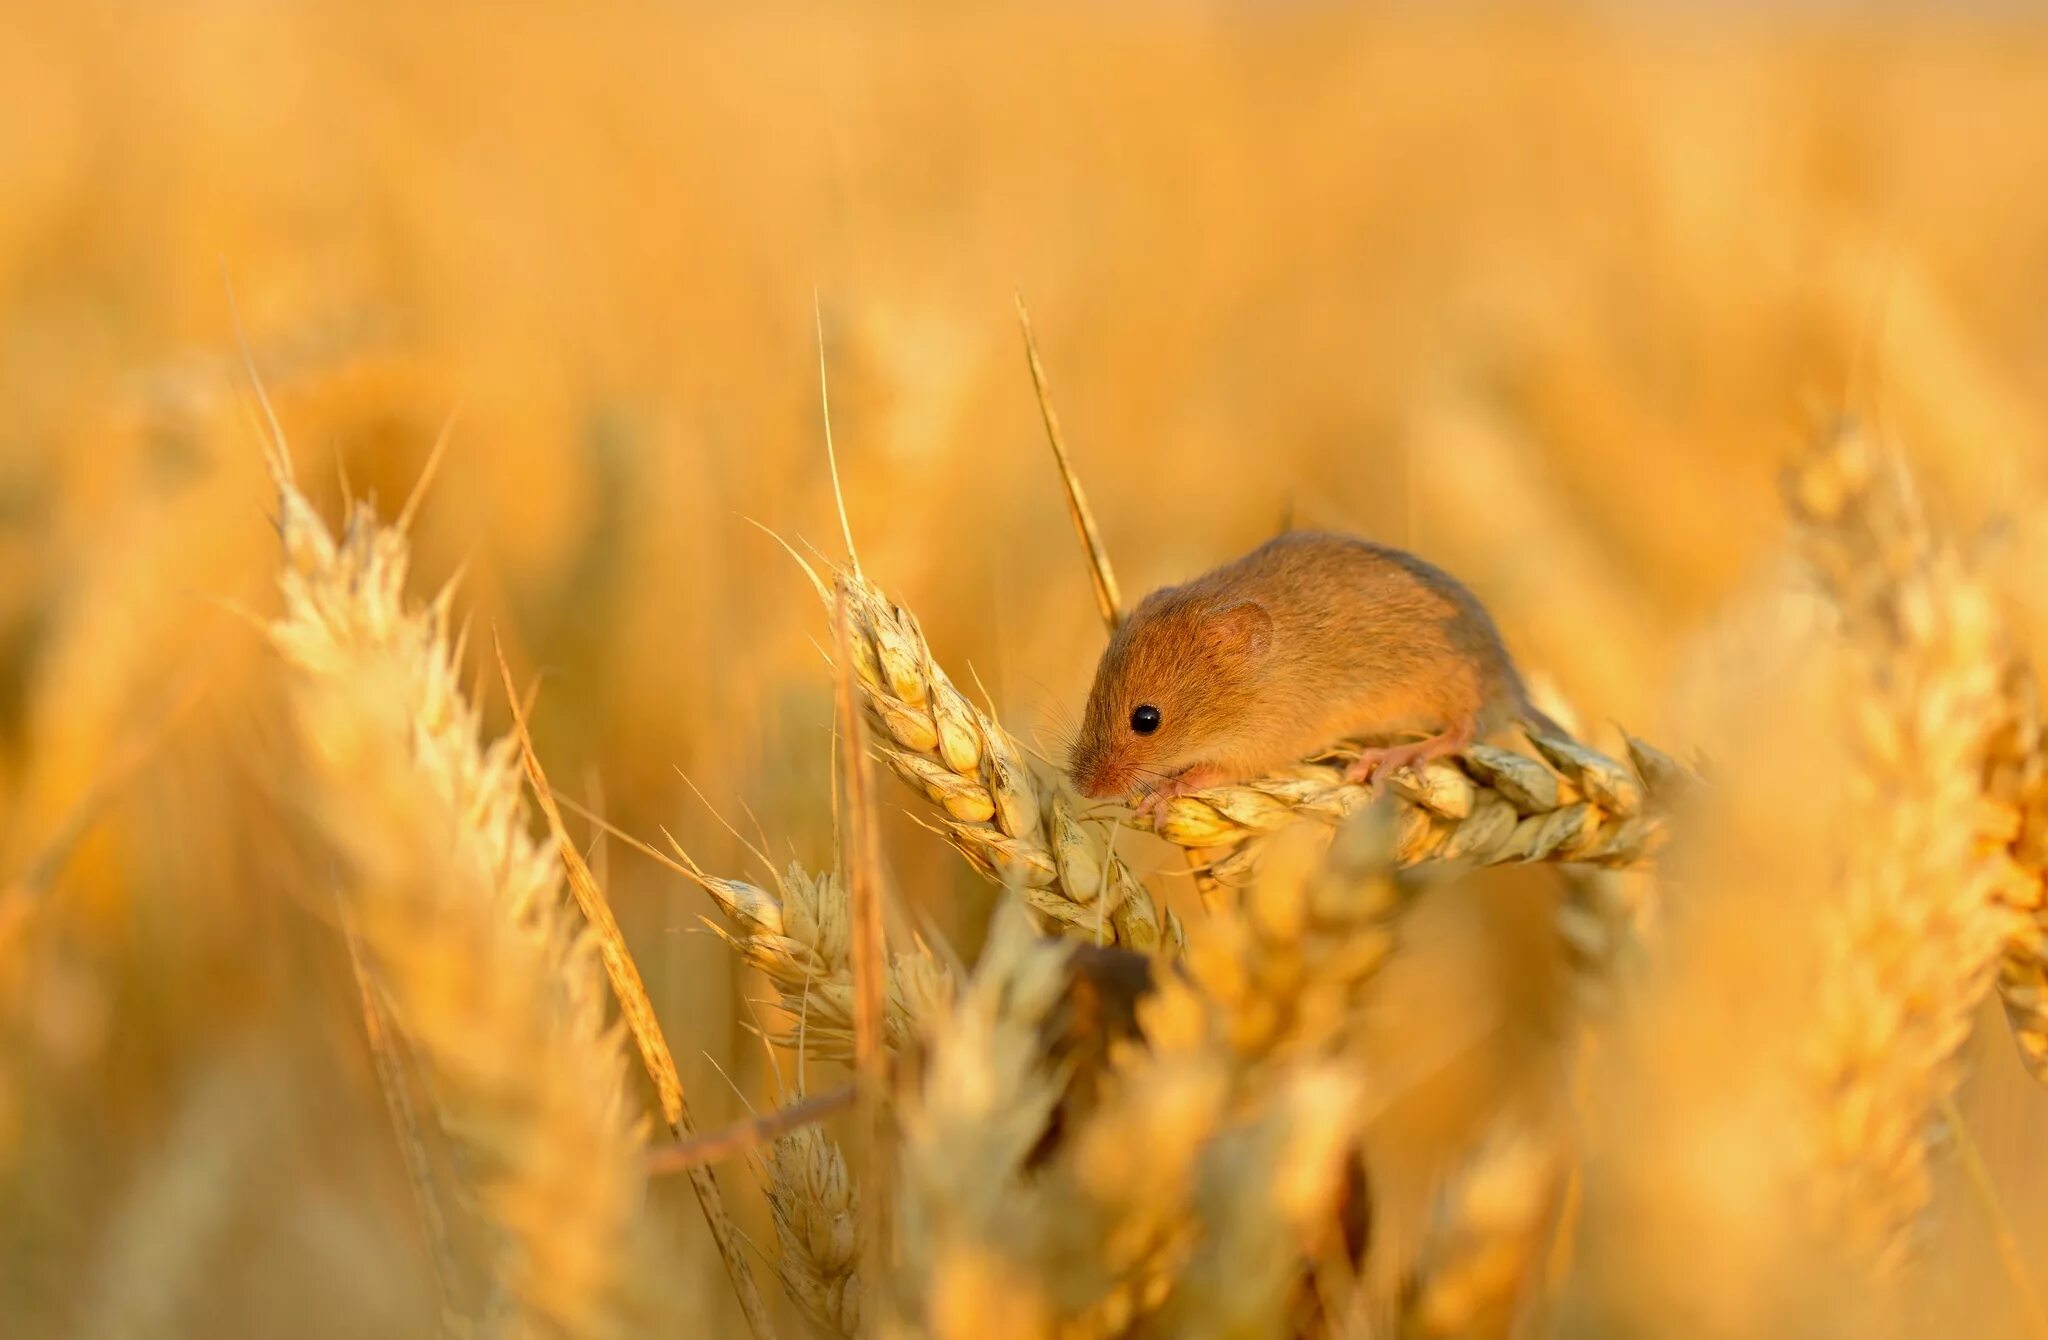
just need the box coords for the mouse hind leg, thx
[1343,717,1475,787]
[1339,668,1486,788]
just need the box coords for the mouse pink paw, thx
[1345,727,1471,790]
[1134,766,1228,822]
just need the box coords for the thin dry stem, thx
[1015,297,1123,633]
[647,1085,858,1175]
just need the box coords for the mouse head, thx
[1068,592,1275,801]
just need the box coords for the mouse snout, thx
[1068,747,1132,800]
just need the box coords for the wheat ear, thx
[1786,423,2026,1270]
[1154,734,1676,888]
[892,901,1071,1340]
[780,549,1181,953]
[761,1125,864,1339]
[1399,1121,1566,1340]
[1986,658,2048,1083]
[1004,813,1407,1336]
[692,856,955,1064]
[267,462,649,1337]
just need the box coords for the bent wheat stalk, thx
[494,642,778,1340]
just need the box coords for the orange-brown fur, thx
[1068,531,1548,802]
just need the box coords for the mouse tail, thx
[1517,703,1571,743]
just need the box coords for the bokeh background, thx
[5,1,2048,1335]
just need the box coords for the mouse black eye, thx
[1130,704,1162,735]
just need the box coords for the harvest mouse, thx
[1067,531,1558,811]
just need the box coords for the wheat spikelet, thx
[762,1125,862,1338]
[1399,1122,1565,1340]
[786,556,1181,953]
[1153,736,1673,888]
[695,858,955,1063]
[1785,424,2025,1269]
[267,465,650,1338]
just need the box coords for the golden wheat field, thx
[7,1,2048,1336]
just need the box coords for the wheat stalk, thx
[266,459,652,1337]
[494,641,778,1340]
[1785,423,2027,1270]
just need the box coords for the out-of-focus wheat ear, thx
[1785,423,2022,1269]
[267,457,656,1338]
[1151,1066,1367,1340]
[493,638,778,1340]
[1015,297,1122,632]
[1399,1122,1566,1340]
[892,902,1070,1339]
[814,568,1181,953]
[760,1125,863,1339]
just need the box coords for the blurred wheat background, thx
[5,1,2048,1336]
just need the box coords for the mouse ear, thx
[1202,601,1273,659]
